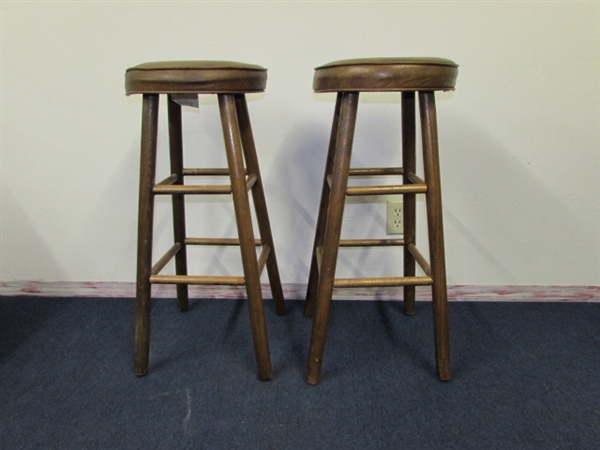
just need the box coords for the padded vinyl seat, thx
[125,61,268,94]
[313,57,458,92]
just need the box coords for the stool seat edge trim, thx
[126,61,267,72]
[315,57,458,70]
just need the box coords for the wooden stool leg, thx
[234,94,286,317]
[304,92,343,318]
[306,92,359,385]
[219,94,273,381]
[419,91,451,381]
[134,94,159,376]
[167,96,189,312]
[402,92,417,316]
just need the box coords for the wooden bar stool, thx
[125,61,286,380]
[304,57,459,385]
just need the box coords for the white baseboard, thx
[0,281,598,302]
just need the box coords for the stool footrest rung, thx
[156,174,178,186]
[326,175,427,196]
[314,241,433,286]
[154,184,232,195]
[326,168,427,196]
[246,174,258,191]
[183,168,245,176]
[346,183,427,196]
[153,173,256,195]
[347,168,424,184]
[257,245,271,278]
[333,276,433,288]
[406,172,425,185]
[150,274,246,286]
[339,239,405,247]
[348,167,404,176]
[149,240,269,286]
[185,237,262,246]
[151,243,182,276]
[408,243,432,277]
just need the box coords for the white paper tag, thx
[171,94,199,108]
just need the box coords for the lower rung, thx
[153,184,232,195]
[346,184,427,196]
[349,167,404,176]
[185,238,262,246]
[183,168,232,176]
[339,239,404,247]
[150,274,245,286]
[153,174,256,195]
[333,276,433,288]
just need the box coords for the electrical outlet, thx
[386,200,403,234]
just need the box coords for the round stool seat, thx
[313,57,458,93]
[125,61,267,95]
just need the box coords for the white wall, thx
[1,1,598,287]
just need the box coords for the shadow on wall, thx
[0,187,66,283]
[441,112,595,285]
[267,90,598,286]
[272,118,330,283]
[272,93,417,283]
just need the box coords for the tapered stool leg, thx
[402,92,417,316]
[307,92,360,385]
[134,94,159,377]
[219,94,273,381]
[304,93,344,318]
[235,94,286,317]
[167,96,189,312]
[419,91,451,381]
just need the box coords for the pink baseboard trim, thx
[0,281,598,302]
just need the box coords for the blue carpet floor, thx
[1,297,598,449]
